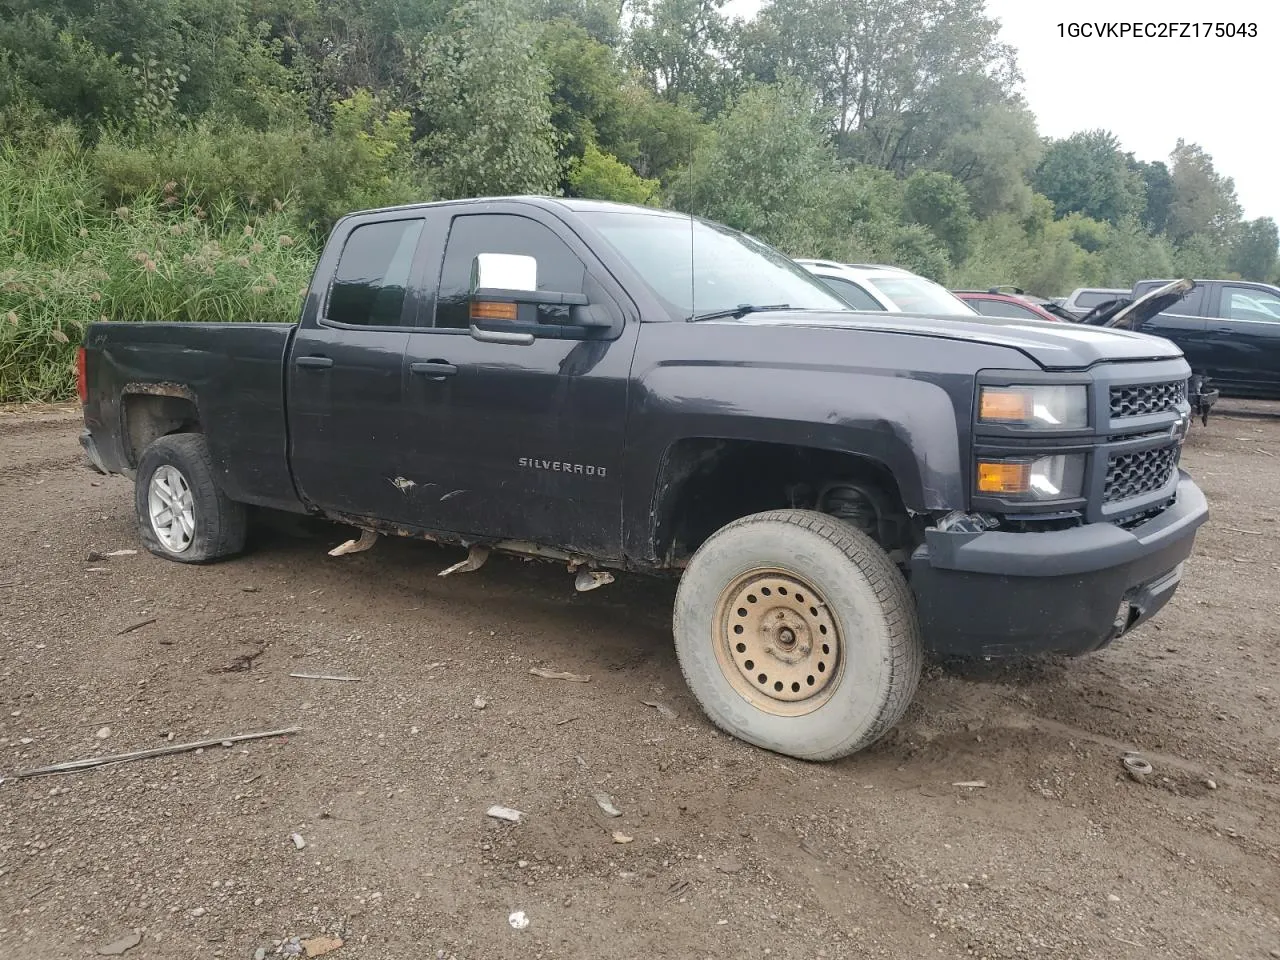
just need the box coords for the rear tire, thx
[673,509,922,761]
[135,433,247,563]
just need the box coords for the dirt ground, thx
[1,401,1278,960]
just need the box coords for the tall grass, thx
[0,130,318,402]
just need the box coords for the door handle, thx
[295,355,334,369]
[409,360,458,379]
[470,323,534,346]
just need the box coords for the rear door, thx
[287,213,426,521]
[395,203,638,558]
[1205,284,1280,393]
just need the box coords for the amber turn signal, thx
[979,388,1032,422]
[471,300,518,321]
[976,460,1031,495]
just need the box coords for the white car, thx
[795,260,976,316]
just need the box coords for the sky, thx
[721,0,1277,222]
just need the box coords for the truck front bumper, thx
[910,472,1208,658]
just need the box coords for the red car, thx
[952,288,1076,323]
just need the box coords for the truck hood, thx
[733,310,1183,370]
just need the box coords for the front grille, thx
[1110,380,1186,418]
[1104,445,1178,503]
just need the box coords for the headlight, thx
[979,384,1087,429]
[977,454,1085,500]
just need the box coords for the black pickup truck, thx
[1125,278,1280,400]
[79,197,1209,761]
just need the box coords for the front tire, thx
[673,509,922,761]
[135,433,247,563]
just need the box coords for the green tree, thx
[539,18,627,164]
[1167,139,1242,243]
[1228,218,1279,282]
[627,0,733,112]
[1131,158,1173,234]
[613,85,707,183]
[738,0,1017,164]
[902,170,973,262]
[929,101,1041,218]
[1033,130,1145,225]
[412,0,560,198]
[669,81,838,251]
[567,142,660,204]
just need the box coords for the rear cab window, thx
[325,219,425,327]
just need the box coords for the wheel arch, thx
[120,384,201,468]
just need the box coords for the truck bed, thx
[81,321,304,512]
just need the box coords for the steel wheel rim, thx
[148,464,195,553]
[712,567,844,717]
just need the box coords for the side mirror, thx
[471,253,537,293]
[467,252,609,345]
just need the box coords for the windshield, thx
[868,276,975,316]
[581,211,849,318]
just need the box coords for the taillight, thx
[76,346,88,404]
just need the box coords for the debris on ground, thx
[219,646,265,672]
[116,616,156,636]
[473,696,487,709]
[291,833,306,850]
[594,792,622,817]
[105,549,137,557]
[328,530,378,557]
[96,931,142,955]
[574,568,614,592]
[1122,754,1152,781]
[641,700,678,720]
[508,911,530,930]
[952,780,987,788]
[1205,778,1218,790]
[612,831,633,844]
[190,907,206,918]
[529,667,591,683]
[487,805,524,823]
[12,726,300,779]
[439,545,490,577]
[288,673,362,682]
[301,935,344,957]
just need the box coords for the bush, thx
[0,136,317,402]
[94,91,427,235]
[566,143,659,204]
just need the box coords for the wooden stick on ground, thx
[288,673,362,682]
[116,616,157,635]
[8,726,301,780]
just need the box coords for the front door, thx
[397,207,637,558]
[287,215,424,521]
[1208,284,1280,393]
